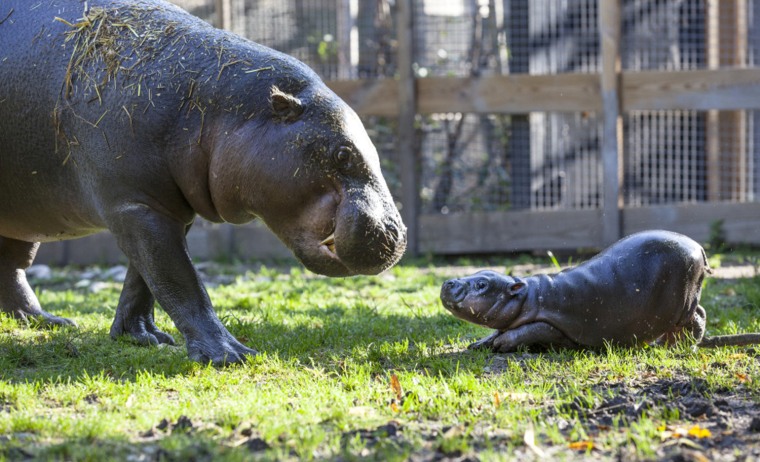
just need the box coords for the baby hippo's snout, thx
[441,279,467,307]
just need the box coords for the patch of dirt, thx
[329,373,760,461]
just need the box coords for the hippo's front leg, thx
[467,331,501,350]
[109,263,176,346]
[490,322,579,353]
[109,204,256,366]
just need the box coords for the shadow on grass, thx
[0,300,504,384]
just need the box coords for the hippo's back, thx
[541,230,708,346]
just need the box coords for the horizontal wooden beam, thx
[326,68,760,116]
[419,209,604,254]
[416,73,602,114]
[622,68,760,111]
[418,202,760,254]
[326,79,398,116]
[622,202,760,245]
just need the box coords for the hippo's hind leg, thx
[109,263,176,346]
[489,322,577,353]
[657,304,707,346]
[0,237,75,326]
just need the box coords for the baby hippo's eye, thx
[334,147,352,166]
[475,280,488,291]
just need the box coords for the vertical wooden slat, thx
[336,0,352,79]
[215,0,231,30]
[397,0,419,255]
[707,0,748,201]
[599,0,622,244]
[706,0,720,200]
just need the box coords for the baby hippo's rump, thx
[440,230,711,352]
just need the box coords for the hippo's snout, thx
[441,279,467,308]
[330,200,406,276]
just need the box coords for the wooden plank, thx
[623,202,760,246]
[327,68,760,117]
[326,80,398,116]
[396,0,419,255]
[215,0,231,30]
[623,68,760,111]
[415,74,601,114]
[336,0,352,80]
[419,210,603,254]
[419,202,760,255]
[599,0,622,246]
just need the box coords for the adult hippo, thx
[441,230,760,352]
[0,0,406,365]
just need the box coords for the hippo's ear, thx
[270,86,304,123]
[507,281,526,297]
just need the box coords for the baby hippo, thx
[440,230,760,352]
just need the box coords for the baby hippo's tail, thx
[698,333,760,348]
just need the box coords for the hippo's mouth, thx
[319,232,337,255]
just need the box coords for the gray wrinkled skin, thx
[441,230,717,352]
[0,0,406,365]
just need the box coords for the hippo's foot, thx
[5,307,77,328]
[467,331,501,350]
[185,331,258,367]
[470,322,578,353]
[0,238,76,328]
[110,314,176,346]
[656,304,707,346]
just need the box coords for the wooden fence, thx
[33,0,760,265]
[327,0,760,255]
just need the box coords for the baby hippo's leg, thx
[657,305,707,346]
[467,331,501,350]
[490,322,578,353]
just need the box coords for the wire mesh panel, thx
[621,0,760,206]
[164,0,760,250]
[169,0,215,24]
[417,0,605,214]
[505,0,600,75]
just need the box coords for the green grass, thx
[1,256,760,461]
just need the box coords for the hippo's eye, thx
[334,147,352,167]
[475,280,488,291]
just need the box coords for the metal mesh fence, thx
[169,0,760,216]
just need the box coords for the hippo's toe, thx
[13,309,77,329]
[110,314,175,346]
[185,336,258,367]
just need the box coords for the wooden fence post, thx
[215,0,231,30]
[397,0,419,255]
[707,0,747,201]
[599,0,623,245]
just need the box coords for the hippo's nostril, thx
[442,279,467,303]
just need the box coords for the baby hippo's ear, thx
[507,280,526,296]
[270,86,304,123]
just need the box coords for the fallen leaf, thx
[493,391,501,409]
[504,391,531,402]
[389,401,399,413]
[735,372,752,383]
[688,425,711,439]
[568,441,594,451]
[680,448,709,462]
[390,374,402,401]
[523,424,546,458]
